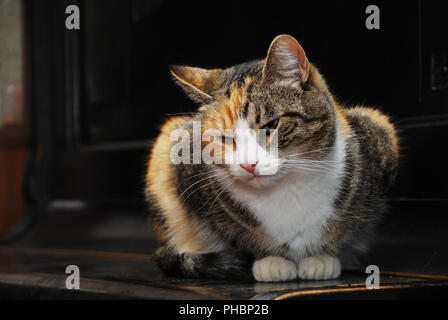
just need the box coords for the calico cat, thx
[146,34,398,282]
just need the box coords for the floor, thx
[0,201,447,299]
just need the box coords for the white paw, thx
[252,256,298,282]
[298,255,341,280]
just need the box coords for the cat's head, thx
[171,34,345,189]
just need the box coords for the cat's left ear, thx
[262,34,310,85]
[170,65,223,104]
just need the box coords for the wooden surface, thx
[0,245,447,299]
[0,205,447,299]
[0,148,27,236]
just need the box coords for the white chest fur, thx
[229,131,346,260]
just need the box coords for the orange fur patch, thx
[309,64,327,92]
[334,103,353,137]
[201,84,249,133]
[199,83,251,163]
[146,116,212,253]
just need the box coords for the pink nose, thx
[240,162,257,174]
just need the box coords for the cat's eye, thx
[261,118,280,134]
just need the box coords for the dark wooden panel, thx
[0,149,26,236]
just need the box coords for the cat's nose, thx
[240,162,257,174]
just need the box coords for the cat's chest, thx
[230,172,342,253]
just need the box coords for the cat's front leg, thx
[297,254,341,280]
[252,256,298,282]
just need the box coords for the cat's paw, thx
[252,256,298,282]
[297,254,341,280]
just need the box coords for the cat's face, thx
[171,35,338,189]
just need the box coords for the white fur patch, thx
[228,120,347,260]
[252,256,298,282]
[297,254,341,280]
[225,118,280,181]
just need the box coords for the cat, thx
[145,34,398,282]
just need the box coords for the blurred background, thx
[0,0,447,299]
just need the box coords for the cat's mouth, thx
[247,175,268,187]
[237,172,281,189]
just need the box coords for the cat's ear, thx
[262,34,310,86]
[170,65,223,104]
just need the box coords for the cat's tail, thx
[153,246,254,280]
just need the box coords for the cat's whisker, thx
[283,156,344,166]
[208,177,237,210]
[184,169,223,182]
[282,160,338,170]
[181,174,229,202]
[281,164,335,174]
[281,165,327,173]
[283,159,341,166]
[301,158,357,171]
[283,160,340,170]
[177,171,227,200]
[284,163,356,180]
[284,147,335,158]
[192,176,236,215]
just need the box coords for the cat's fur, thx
[146,35,398,282]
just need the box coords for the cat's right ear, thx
[170,65,222,104]
[262,34,310,86]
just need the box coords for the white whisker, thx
[177,171,227,200]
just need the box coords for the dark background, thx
[26,0,448,207]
